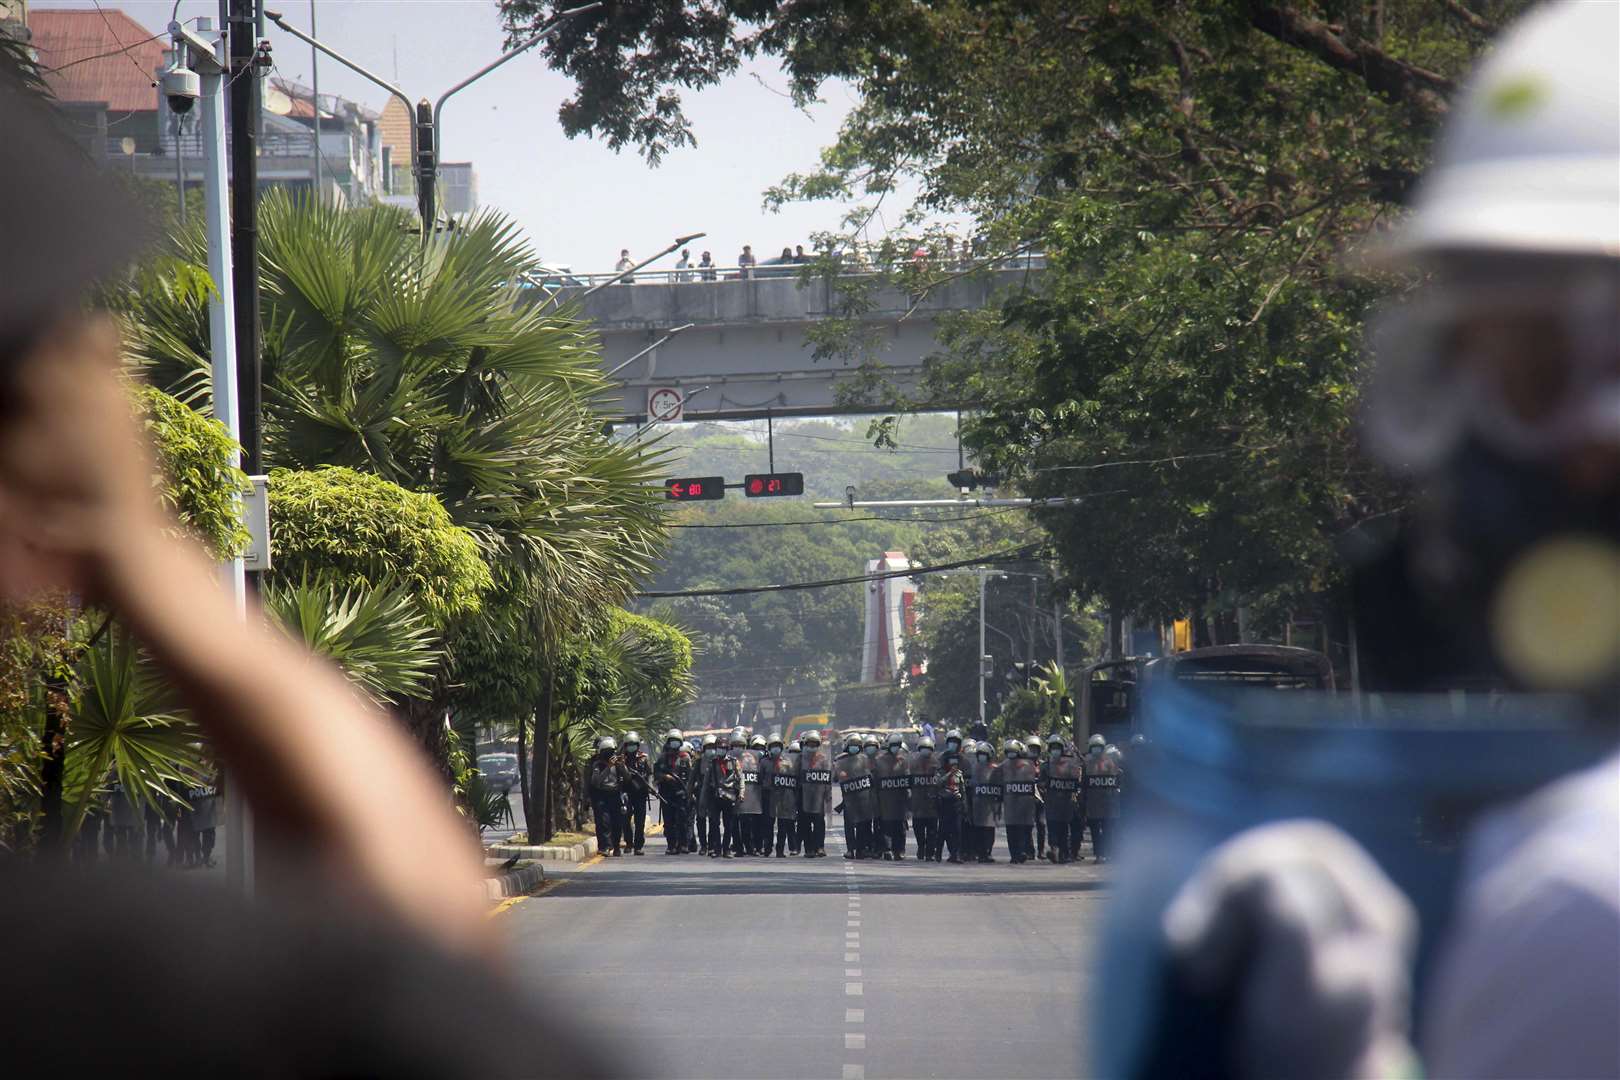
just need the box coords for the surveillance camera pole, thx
[170,14,253,893]
[265,3,599,235]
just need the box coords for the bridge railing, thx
[532,252,1046,290]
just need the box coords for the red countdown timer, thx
[743,472,805,498]
[665,476,726,501]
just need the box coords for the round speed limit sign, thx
[647,387,684,423]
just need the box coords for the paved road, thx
[501,826,1107,1080]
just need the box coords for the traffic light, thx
[743,472,804,498]
[946,469,1002,490]
[665,476,725,501]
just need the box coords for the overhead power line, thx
[669,506,1031,529]
[636,544,1047,599]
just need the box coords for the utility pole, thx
[168,14,250,892]
[229,0,263,481]
[979,568,988,731]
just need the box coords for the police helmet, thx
[1129,733,1147,748]
[863,734,880,748]
[665,727,683,746]
[974,741,992,757]
[1088,734,1107,751]
[750,733,768,750]
[803,730,822,748]
[886,732,903,748]
[701,733,718,749]
[917,735,935,751]
[1046,732,1065,748]
[788,739,801,753]
[768,730,784,747]
[623,730,641,749]
[844,736,862,754]
[1004,738,1024,757]
[597,735,617,752]
[730,729,747,748]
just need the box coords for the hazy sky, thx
[57,0,880,269]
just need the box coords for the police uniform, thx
[999,752,1040,863]
[873,746,911,859]
[835,745,877,859]
[908,745,941,861]
[798,741,833,857]
[620,741,653,855]
[764,748,799,856]
[1083,748,1122,861]
[1039,746,1082,862]
[654,740,693,855]
[966,748,1002,862]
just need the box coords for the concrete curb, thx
[486,837,598,863]
[483,860,545,900]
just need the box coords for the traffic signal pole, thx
[266,4,599,235]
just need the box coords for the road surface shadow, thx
[548,866,1111,899]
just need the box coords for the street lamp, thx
[265,3,600,232]
[542,231,708,311]
[604,323,694,380]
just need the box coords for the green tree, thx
[503,0,1518,640]
[268,466,491,627]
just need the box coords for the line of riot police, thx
[588,726,1134,863]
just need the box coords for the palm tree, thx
[124,195,673,774]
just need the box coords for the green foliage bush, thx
[268,467,492,627]
[138,384,249,558]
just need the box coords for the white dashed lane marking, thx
[846,982,863,996]
[845,1033,866,1050]
[843,1065,865,1080]
[846,1009,864,1023]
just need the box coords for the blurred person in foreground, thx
[1157,5,1619,1078]
[0,76,612,1078]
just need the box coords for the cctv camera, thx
[161,63,200,115]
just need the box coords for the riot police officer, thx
[739,732,768,855]
[709,732,743,858]
[1039,732,1081,862]
[797,730,832,857]
[874,732,911,860]
[967,741,1002,862]
[696,734,719,855]
[835,735,877,859]
[786,739,803,854]
[588,736,627,857]
[908,735,940,861]
[1083,733,1121,861]
[620,731,653,855]
[764,732,798,857]
[998,739,1040,863]
[1025,735,1048,856]
[936,747,966,863]
[655,729,693,855]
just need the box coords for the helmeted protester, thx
[967,741,1002,863]
[764,732,799,857]
[1083,734,1121,861]
[1040,733,1082,862]
[619,731,653,855]
[874,732,912,859]
[998,739,1040,863]
[739,733,768,855]
[797,731,833,857]
[654,729,693,855]
[835,735,877,859]
[936,748,967,863]
[908,736,941,860]
[696,734,719,855]
[588,736,628,857]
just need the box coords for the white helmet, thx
[803,730,822,748]
[597,735,617,752]
[1374,2,1619,266]
[788,739,801,752]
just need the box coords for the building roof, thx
[31,8,164,114]
[378,95,412,154]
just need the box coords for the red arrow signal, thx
[665,476,726,501]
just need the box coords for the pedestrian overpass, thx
[538,264,1044,423]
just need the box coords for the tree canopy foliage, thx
[504,0,1522,632]
[268,466,491,627]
